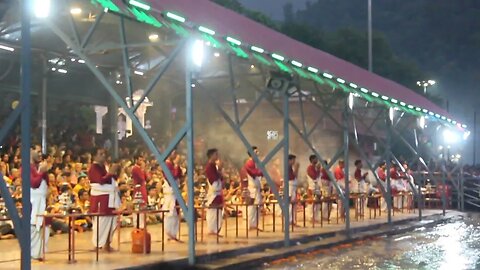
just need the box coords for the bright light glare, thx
[134,70,144,76]
[443,129,459,144]
[148,34,159,41]
[251,46,265,53]
[389,107,394,122]
[428,80,436,85]
[418,116,426,129]
[0,44,14,52]
[348,93,354,110]
[70,8,82,15]
[34,0,51,18]
[463,131,471,140]
[307,67,319,73]
[57,68,67,74]
[77,59,85,64]
[214,52,220,57]
[192,39,204,67]
[130,0,151,11]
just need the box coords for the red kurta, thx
[88,163,115,214]
[162,160,182,181]
[307,164,320,180]
[205,161,224,205]
[244,159,263,178]
[288,166,295,181]
[132,165,147,204]
[334,166,345,181]
[27,163,48,188]
[377,168,386,181]
[321,168,330,181]
[354,168,364,181]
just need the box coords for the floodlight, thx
[34,0,51,18]
[192,39,204,68]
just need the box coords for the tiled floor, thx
[0,208,444,270]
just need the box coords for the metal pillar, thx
[385,111,393,225]
[20,0,32,267]
[343,97,351,237]
[109,97,119,159]
[41,55,48,154]
[185,40,196,265]
[283,84,290,247]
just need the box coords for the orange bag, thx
[131,228,151,254]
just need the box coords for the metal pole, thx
[385,111,392,225]
[368,0,373,72]
[343,98,351,238]
[41,56,47,154]
[283,84,290,247]
[186,40,196,265]
[474,110,477,165]
[20,0,32,268]
[109,98,119,159]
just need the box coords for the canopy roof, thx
[147,0,463,129]
[0,0,466,129]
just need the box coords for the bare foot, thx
[104,246,117,253]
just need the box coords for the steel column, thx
[41,55,47,154]
[343,98,351,237]
[185,40,196,265]
[283,82,290,247]
[227,54,240,124]
[119,17,133,104]
[385,111,393,225]
[20,0,32,267]
[109,97,119,159]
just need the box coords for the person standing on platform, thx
[354,160,369,193]
[288,154,299,225]
[162,150,183,242]
[354,160,369,216]
[29,145,50,261]
[320,161,332,220]
[306,155,321,223]
[243,146,263,231]
[132,154,147,227]
[89,147,120,252]
[205,148,224,236]
[334,160,346,218]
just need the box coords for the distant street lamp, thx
[417,80,436,95]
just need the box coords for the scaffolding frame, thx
[0,1,462,269]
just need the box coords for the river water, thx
[265,215,480,270]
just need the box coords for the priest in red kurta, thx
[205,148,224,235]
[306,155,321,223]
[89,147,120,252]
[162,150,183,241]
[243,146,263,230]
[28,145,50,260]
[132,154,147,227]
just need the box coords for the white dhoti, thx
[30,180,49,259]
[206,180,223,234]
[288,180,297,224]
[321,180,333,219]
[306,176,321,222]
[92,216,117,248]
[247,175,263,229]
[162,183,179,239]
[90,182,120,248]
[335,180,346,217]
